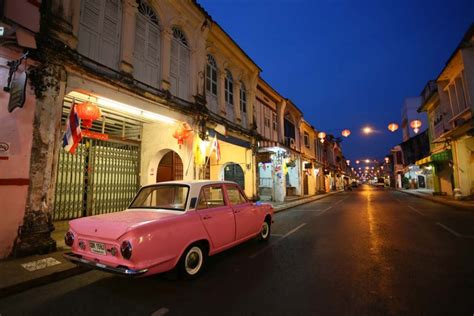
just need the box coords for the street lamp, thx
[362,126,372,134]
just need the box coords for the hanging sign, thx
[4,52,29,113]
[82,130,109,141]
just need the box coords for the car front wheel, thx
[258,220,271,242]
[178,244,206,279]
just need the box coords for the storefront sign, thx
[82,130,109,141]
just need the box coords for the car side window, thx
[197,186,226,209]
[226,186,247,205]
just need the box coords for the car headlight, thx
[65,231,74,247]
[120,240,132,259]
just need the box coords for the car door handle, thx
[202,215,212,220]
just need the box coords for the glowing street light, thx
[365,159,370,163]
[362,126,373,134]
[384,157,390,163]
[356,160,360,164]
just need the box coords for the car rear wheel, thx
[178,244,206,279]
[258,219,271,242]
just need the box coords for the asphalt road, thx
[1,185,473,315]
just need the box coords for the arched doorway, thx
[224,163,245,189]
[156,150,183,182]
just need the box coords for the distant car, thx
[375,178,385,187]
[64,180,274,279]
[351,181,358,188]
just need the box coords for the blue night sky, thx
[199,0,473,161]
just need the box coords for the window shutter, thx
[99,0,120,69]
[134,14,146,81]
[146,24,160,86]
[170,39,179,96]
[178,45,189,99]
[78,0,101,60]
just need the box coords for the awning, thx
[208,129,251,149]
[416,150,452,166]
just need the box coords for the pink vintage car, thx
[64,180,274,278]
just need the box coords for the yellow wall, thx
[209,140,256,198]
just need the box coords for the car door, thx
[225,185,259,240]
[196,185,236,249]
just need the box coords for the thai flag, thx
[62,102,82,154]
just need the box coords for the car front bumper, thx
[63,252,148,277]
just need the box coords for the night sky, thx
[199,0,473,162]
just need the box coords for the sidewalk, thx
[397,189,474,211]
[0,190,342,299]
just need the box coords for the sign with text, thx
[82,130,109,141]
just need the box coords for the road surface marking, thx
[407,205,428,217]
[436,223,474,239]
[249,223,307,259]
[314,206,332,217]
[292,208,320,212]
[151,308,169,316]
[270,233,283,237]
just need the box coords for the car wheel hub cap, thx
[261,223,269,238]
[185,247,203,275]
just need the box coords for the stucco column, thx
[234,80,241,122]
[277,100,286,143]
[161,30,172,91]
[247,89,255,128]
[12,65,65,257]
[120,0,138,74]
[218,71,226,116]
[461,49,474,112]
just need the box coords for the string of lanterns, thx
[315,120,422,143]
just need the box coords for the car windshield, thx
[129,185,189,211]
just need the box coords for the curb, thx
[396,189,474,211]
[0,265,90,299]
[273,191,342,213]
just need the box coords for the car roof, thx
[140,180,239,189]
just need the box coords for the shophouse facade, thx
[254,78,287,201]
[0,0,262,258]
[300,119,316,196]
[417,81,454,195]
[282,100,303,196]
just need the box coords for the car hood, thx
[69,209,181,240]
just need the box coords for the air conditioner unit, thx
[289,138,296,149]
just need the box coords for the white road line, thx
[314,206,332,217]
[436,223,474,239]
[407,205,428,217]
[249,223,307,259]
[151,308,169,316]
[292,209,320,212]
[436,222,461,237]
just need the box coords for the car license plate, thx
[89,241,106,255]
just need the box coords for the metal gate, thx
[53,138,140,220]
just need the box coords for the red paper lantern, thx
[387,123,399,132]
[76,102,102,129]
[173,122,193,148]
[341,129,351,137]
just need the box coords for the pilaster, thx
[161,30,172,91]
[120,0,138,74]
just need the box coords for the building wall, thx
[0,52,36,257]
